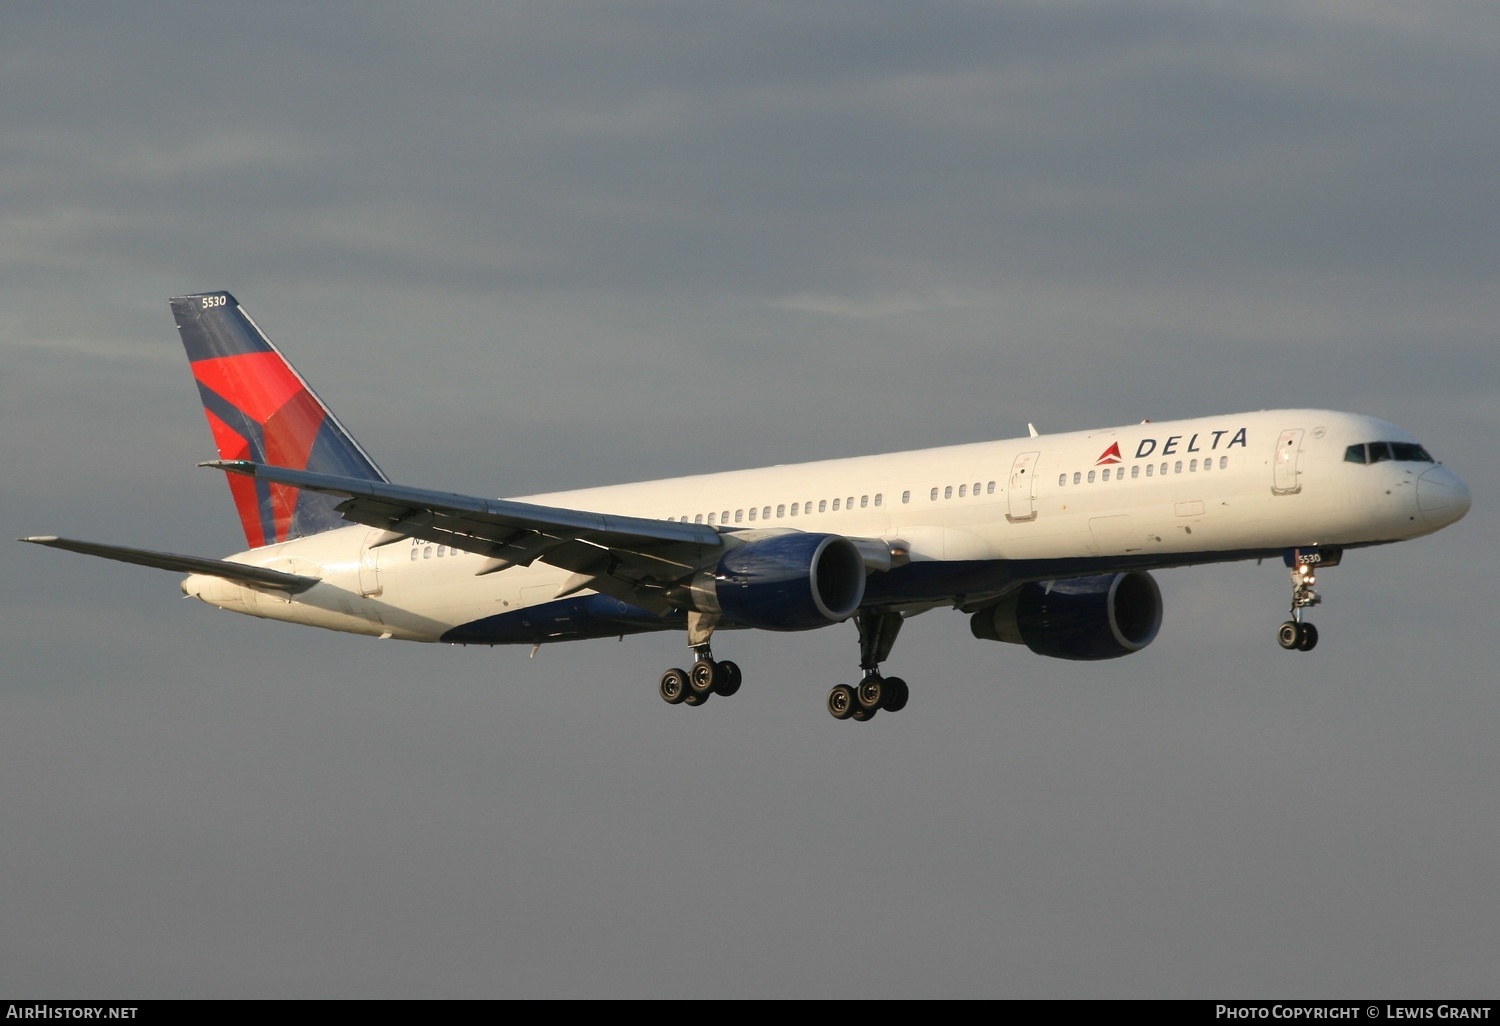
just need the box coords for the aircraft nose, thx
[1417,466,1472,529]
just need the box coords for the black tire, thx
[659,667,690,705]
[683,690,708,706]
[826,684,857,720]
[851,705,877,722]
[857,678,883,710]
[689,658,717,696]
[1297,622,1319,651]
[881,677,909,713]
[713,660,742,697]
[1277,621,1301,649]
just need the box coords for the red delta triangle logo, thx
[1094,442,1123,466]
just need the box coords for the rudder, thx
[171,291,387,548]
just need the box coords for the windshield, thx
[1344,441,1435,465]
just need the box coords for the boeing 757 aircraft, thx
[23,292,1471,721]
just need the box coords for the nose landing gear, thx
[1277,557,1322,652]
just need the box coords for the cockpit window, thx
[1390,442,1433,462]
[1344,441,1435,465]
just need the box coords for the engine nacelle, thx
[970,571,1162,660]
[695,533,866,631]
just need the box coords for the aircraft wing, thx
[20,536,320,592]
[203,460,724,613]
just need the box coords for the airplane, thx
[22,291,1472,721]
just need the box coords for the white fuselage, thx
[182,409,1468,644]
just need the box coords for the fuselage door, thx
[1273,429,1304,495]
[358,530,384,596]
[1007,451,1040,522]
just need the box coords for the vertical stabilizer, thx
[171,291,388,548]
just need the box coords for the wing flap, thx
[202,460,720,611]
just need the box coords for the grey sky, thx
[3,2,1496,997]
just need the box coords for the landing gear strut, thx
[826,610,911,722]
[658,611,742,708]
[1277,559,1321,652]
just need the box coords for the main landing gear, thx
[1277,560,1321,652]
[658,610,742,708]
[826,610,910,722]
[654,608,914,720]
[658,652,742,707]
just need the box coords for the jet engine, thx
[692,533,866,631]
[970,571,1162,660]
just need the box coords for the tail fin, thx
[171,291,388,548]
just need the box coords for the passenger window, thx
[424,546,433,559]
[901,491,910,504]
[987,481,995,494]
[410,548,418,561]
[763,506,772,520]
[1202,459,1210,472]
[790,503,798,516]
[1132,465,1140,478]
[1189,459,1197,472]
[776,504,785,518]
[695,514,704,524]
[1174,461,1182,474]
[860,495,868,508]
[748,508,757,521]
[818,499,827,512]
[930,487,939,501]
[1219,456,1228,469]
[707,513,716,525]
[722,510,730,523]
[874,493,882,507]
[959,484,967,497]
[735,509,744,523]
[1058,474,1066,487]
[1160,463,1168,476]
[833,498,841,511]
[973,481,981,495]
[1146,464,1154,478]
[847,496,854,510]
[1087,470,1095,484]
[1072,472,1081,485]
[944,485,953,499]
[1101,468,1110,481]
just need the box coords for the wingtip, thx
[20,535,59,544]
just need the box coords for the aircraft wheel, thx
[683,690,708,706]
[881,677,909,713]
[713,660,742,697]
[1297,623,1319,651]
[1277,621,1301,650]
[857,678,883,711]
[851,706,878,722]
[826,684,857,721]
[689,658,718,696]
[659,667,690,705]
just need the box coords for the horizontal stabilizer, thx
[20,536,320,592]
